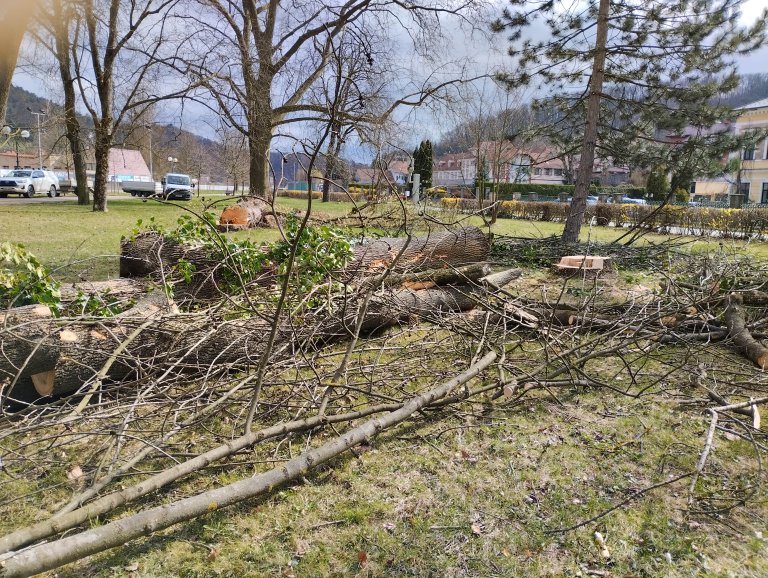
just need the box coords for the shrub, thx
[442,197,768,238]
[0,243,61,311]
[277,189,366,202]
[483,182,646,199]
[674,188,690,203]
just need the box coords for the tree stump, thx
[218,197,275,230]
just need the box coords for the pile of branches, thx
[0,223,767,576]
[491,234,690,269]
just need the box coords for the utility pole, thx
[145,124,154,180]
[27,107,46,168]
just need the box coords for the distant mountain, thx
[4,85,91,130]
[718,73,768,108]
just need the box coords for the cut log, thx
[0,268,515,404]
[360,263,491,290]
[218,197,275,230]
[348,227,490,275]
[119,226,491,301]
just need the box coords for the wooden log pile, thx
[2,227,501,405]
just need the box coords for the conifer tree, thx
[646,166,670,201]
[413,140,434,190]
[493,0,768,242]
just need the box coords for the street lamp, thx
[1,125,31,169]
[27,108,46,169]
[168,156,178,171]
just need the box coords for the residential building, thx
[732,98,768,203]
[0,151,36,171]
[432,141,628,189]
[433,152,475,187]
[689,99,768,203]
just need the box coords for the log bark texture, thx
[347,227,490,275]
[724,293,768,369]
[0,269,505,404]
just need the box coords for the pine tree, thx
[646,166,670,201]
[412,140,433,190]
[493,0,768,242]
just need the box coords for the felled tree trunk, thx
[119,226,490,301]
[347,226,490,275]
[0,266,509,404]
[218,197,279,230]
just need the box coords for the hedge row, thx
[277,189,366,202]
[473,183,646,198]
[441,198,768,238]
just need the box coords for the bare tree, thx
[71,0,197,211]
[28,0,92,204]
[312,27,393,202]
[183,0,488,199]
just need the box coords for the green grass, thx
[49,387,768,578]
[2,197,767,282]
[0,196,354,281]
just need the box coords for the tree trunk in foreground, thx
[0,1,39,124]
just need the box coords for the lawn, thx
[2,196,767,282]
[2,196,767,577]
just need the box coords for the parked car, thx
[0,169,60,198]
[620,197,647,205]
[586,196,599,205]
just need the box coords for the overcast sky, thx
[10,0,768,152]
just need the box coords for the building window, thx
[739,182,750,199]
[533,168,541,175]
[762,182,768,204]
[743,147,755,161]
[554,169,563,176]
[689,182,696,195]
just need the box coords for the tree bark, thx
[50,0,90,205]
[561,0,609,243]
[0,264,506,404]
[724,293,768,369]
[91,129,111,212]
[347,227,490,275]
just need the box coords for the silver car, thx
[0,169,60,198]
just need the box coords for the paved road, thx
[0,194,131,207]
[0,192,231,205]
